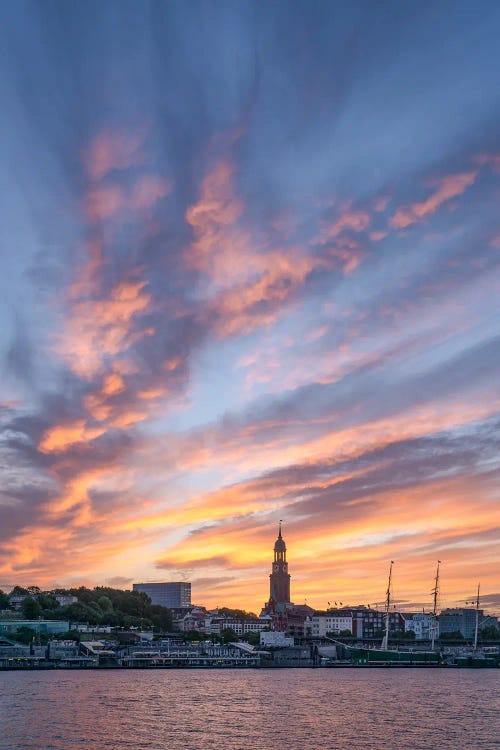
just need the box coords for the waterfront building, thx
[316,607,405,639]
[284,604,315,637]
[311,613,353,637]
[207,616,268,637]
[73,623,113,634]
[133,581,191,608]
[0,620,70,635]
[351,607,404,639]
[439,608,485,639]
[403,613,435,640]
[260,631,294,647]
[175,609,272,636]
[270,645,314,667]
[310,608,411,640]
[46,640,80,660]
[177,608,209,632]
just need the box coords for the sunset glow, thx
[1,2,499,616]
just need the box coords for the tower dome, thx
[274,519,286,552]
[274,535,286,553]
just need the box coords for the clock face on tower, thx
[274,563,278,571]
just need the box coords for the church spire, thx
[268,522,291,608]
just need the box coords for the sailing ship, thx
[337,561,441,666]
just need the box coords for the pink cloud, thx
[374,195,390,212]
[129,175,172,210]
[85,175,171,222]
[58,279,152,379]
[474,153,500,173]
[85,130,145,181]
[391,171,477,229]
[369,231,388,242]
[322,209,371,239]
[86,185,124,220]
[329,243,364,274]
[305,324,329,343]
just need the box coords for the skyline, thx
[1,1,499,615]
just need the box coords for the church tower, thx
[268,521,291,608]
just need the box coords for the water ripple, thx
[0,669,499,750]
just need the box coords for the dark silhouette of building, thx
[268,521,291,609]
[261,522,315,633]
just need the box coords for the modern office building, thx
[133,582,191,609]
[438,608,484,640]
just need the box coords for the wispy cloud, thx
[0,2,499,612]
[391,171,477,229]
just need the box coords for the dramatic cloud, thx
[0,2,498,613]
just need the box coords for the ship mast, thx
[473,582,480,652]
[381,561,393,651]
[430,560,441,651]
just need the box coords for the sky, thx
[0,0,499,615]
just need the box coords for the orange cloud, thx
[391,171,477,229]
[102,373,125,396]
[210,251,317,337]
[185,157,253,288]
[185,148,370,338]
[149,472,500,612]
[110,411,149,428]
[186,159,243,236]
[185,153,325,335]
[84,393,112,422]
[59,280,151,378]
[137,387,167,400]
[39,420,106,453]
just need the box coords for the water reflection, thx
[1,669,498,749]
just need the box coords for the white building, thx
[403,613,436,640]
[311,613,353,637]
[205,616,270,637]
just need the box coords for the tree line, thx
[0,585,173,631]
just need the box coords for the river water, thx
[0,668,499,750]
